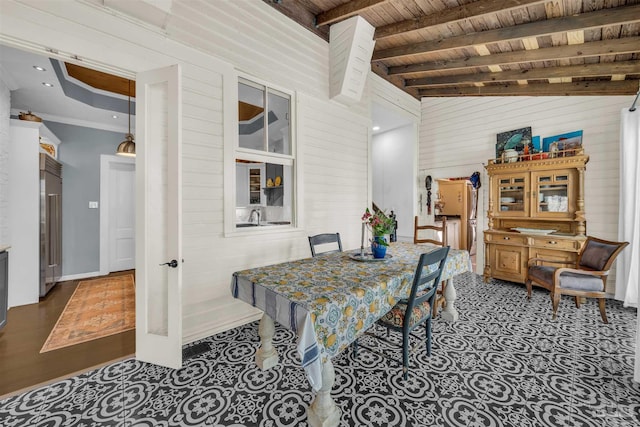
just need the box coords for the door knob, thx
[160,259,178,268]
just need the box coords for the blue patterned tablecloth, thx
[231,241,471,390]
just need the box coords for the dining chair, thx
[308,233,343,257]
[526,236,629,323]
[413,215,447,316]
[363,246,449,380]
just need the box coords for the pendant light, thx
[116,80,135,157]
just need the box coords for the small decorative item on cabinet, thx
[503,149,518,163]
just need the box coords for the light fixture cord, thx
[127,80,131,134]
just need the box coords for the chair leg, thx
[574,296,581,308]
[402,332,410,380]
[352,339,358,358]
[598,298,609,324]
[525,280,532,299]
[551,293,561,320]
[432,297,439,318]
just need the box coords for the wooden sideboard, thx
[483,151,589,283]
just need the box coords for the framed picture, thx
[496,127,532,159]
[532,136,541,152]
[542,130,583,155]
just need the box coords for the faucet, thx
[249,209,261,225]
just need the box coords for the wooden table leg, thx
[441,278,459,322]
[307,359,341,427]
[255,313,279,370]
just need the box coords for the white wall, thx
[420,96,635,291]
[0,0,416,343]
[372,124,415,240]
[0,79,9,246]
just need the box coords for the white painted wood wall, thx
[0,0,419,343]
[0,80,10,247]
[420,96,636,293]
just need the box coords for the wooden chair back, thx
[414,216,447,247]
[577,236,629,273]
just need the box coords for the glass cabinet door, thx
[496,173,528,216]
[532,170,575,217]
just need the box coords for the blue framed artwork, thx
[542,130,583,153]
[532,135,541,152]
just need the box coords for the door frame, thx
[99,154,135,276]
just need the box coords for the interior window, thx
[234,77,295,230]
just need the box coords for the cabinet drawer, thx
[485,233,527,246]
[530,237,578,251]
[489,244,527,283]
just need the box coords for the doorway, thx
[100,155,136,275]
[0,44,138,396]
[370,100,418,242]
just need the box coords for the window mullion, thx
[263,88,269,152]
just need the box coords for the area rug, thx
[40,274,135,353]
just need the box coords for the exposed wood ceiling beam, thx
[316,0,390,27]
[375,0,547,40]
[263,0,329,41]
[373,5,640,61]
[388,37,640,77]
[370,62,419,98]
[407,61,640,87]
[418,80,638,97]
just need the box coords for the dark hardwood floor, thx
[0,271,135,398]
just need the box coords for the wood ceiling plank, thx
[406,60,640,87]
[373,4,640,61]
[375,0,548,39]
[262,0,329,41]
[370,61,420,98]
[418,80,639,96]
[387,36,640,76]
[316,0,391,26]
[65,63,135,97]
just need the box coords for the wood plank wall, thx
[1,0,416,343]
[420,95,636,293]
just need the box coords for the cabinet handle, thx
[548,241,557,245]
[503,237,510,240]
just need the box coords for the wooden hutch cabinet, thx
[483,151,589,283]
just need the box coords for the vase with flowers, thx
[362,208,396,258]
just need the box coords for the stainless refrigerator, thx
[40,153,62,297]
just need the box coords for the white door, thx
[135,64,183,369]
[109,161,135,272]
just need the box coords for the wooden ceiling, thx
[65,63,135,97]
[264,0,640,99]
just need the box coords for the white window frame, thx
[224,71,299,236]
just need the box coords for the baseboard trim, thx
[183,312,263,345]
[58,271,104,282]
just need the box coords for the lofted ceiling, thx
[264,0,640,99]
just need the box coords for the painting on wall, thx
[496,127,532,159]
[542,130,583,155]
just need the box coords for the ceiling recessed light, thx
[42,82,54,87]
[33,65,46,72]
[372,126,380,131]
[112,115,118,119]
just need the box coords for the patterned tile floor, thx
[1,273,638,426]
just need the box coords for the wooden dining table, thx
[231,241,472,427]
